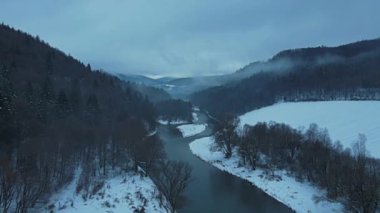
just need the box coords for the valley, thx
[1,10,380,212]
[158,111,292,213]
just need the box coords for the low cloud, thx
[1,0,379,76]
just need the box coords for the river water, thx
[157,112,293,213]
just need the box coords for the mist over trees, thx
[214,116,380,212]
[122,81,172,104]
[192,39,380,117]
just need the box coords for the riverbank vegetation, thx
[214,116,380,212]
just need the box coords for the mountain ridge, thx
[191,37,380,116]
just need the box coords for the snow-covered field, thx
[46,171,167,213]
[177,124,207,137]
[189,137,344,213]
[240,101,380,158]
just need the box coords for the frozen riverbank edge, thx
[189,136,344,213]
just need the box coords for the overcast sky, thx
[1,0,379,77]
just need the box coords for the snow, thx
[240,101,380,158]
[189,137,344,213]
[177,124,207,137]
[192,106,200,112]
[158,119,187,125]
[192,112,199,122]
[46,170,167,213]
[147,128,157,137]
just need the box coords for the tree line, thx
[155,99,193,122]
[214,116,379,212]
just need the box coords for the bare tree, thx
[152,161,192,213]
[214,115,240,158]
[347,134,379,212]
[0,167,16,213]
[239,126,259,170]
[137,135,166,176]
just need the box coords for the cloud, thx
[1,0,379,77]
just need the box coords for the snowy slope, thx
[46,171,167,213]
[189,137,344,213]
[240,101,380,158]
[177,124,207,137]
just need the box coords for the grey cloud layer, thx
[1,0,379,77]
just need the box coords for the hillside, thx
[0,24,163,212]
[239,101,380,158]
[191,38,380,116]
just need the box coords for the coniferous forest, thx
[192,39,380,116]
[0,23,191,213]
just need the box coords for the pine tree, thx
[56,90,70,119]
[0,65,15,146]
[69,79,82,114]
[38,77,55,122]
[86,94,100,125]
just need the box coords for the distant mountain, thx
[272,38,380,61]
[117,73,163,86]
[118,72,267,98]
[116,74,172,103]
[117,73,219,98]
[191,38,380,116]
[156,76,177,83]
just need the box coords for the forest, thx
[214,116,380,212]
[191,39,380,117]
[0,24,191,213]
[155,99,193,122]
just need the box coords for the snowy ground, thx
[158,119,188,125]
[192,112,199,122]
[177,124,207,137]
[158,111,199,125]
[189,137,344,213]
[46,171,167,213]
[240,101,380,158]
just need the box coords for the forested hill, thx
[0,23,156,128]
[117,74,172,104]
[0,24,158,212]
[191,38,380,117]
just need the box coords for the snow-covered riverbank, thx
[189,137,344,213]
[47,172,167,213]
[177,123,207,137]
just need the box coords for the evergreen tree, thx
[0,65,15,146]
[37,77,54,122]
[86,94,100,125]
[69,79,82,114]
[56,90,70,119]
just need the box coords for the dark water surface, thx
[157,112,293,213]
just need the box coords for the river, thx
[157,112,293,213]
